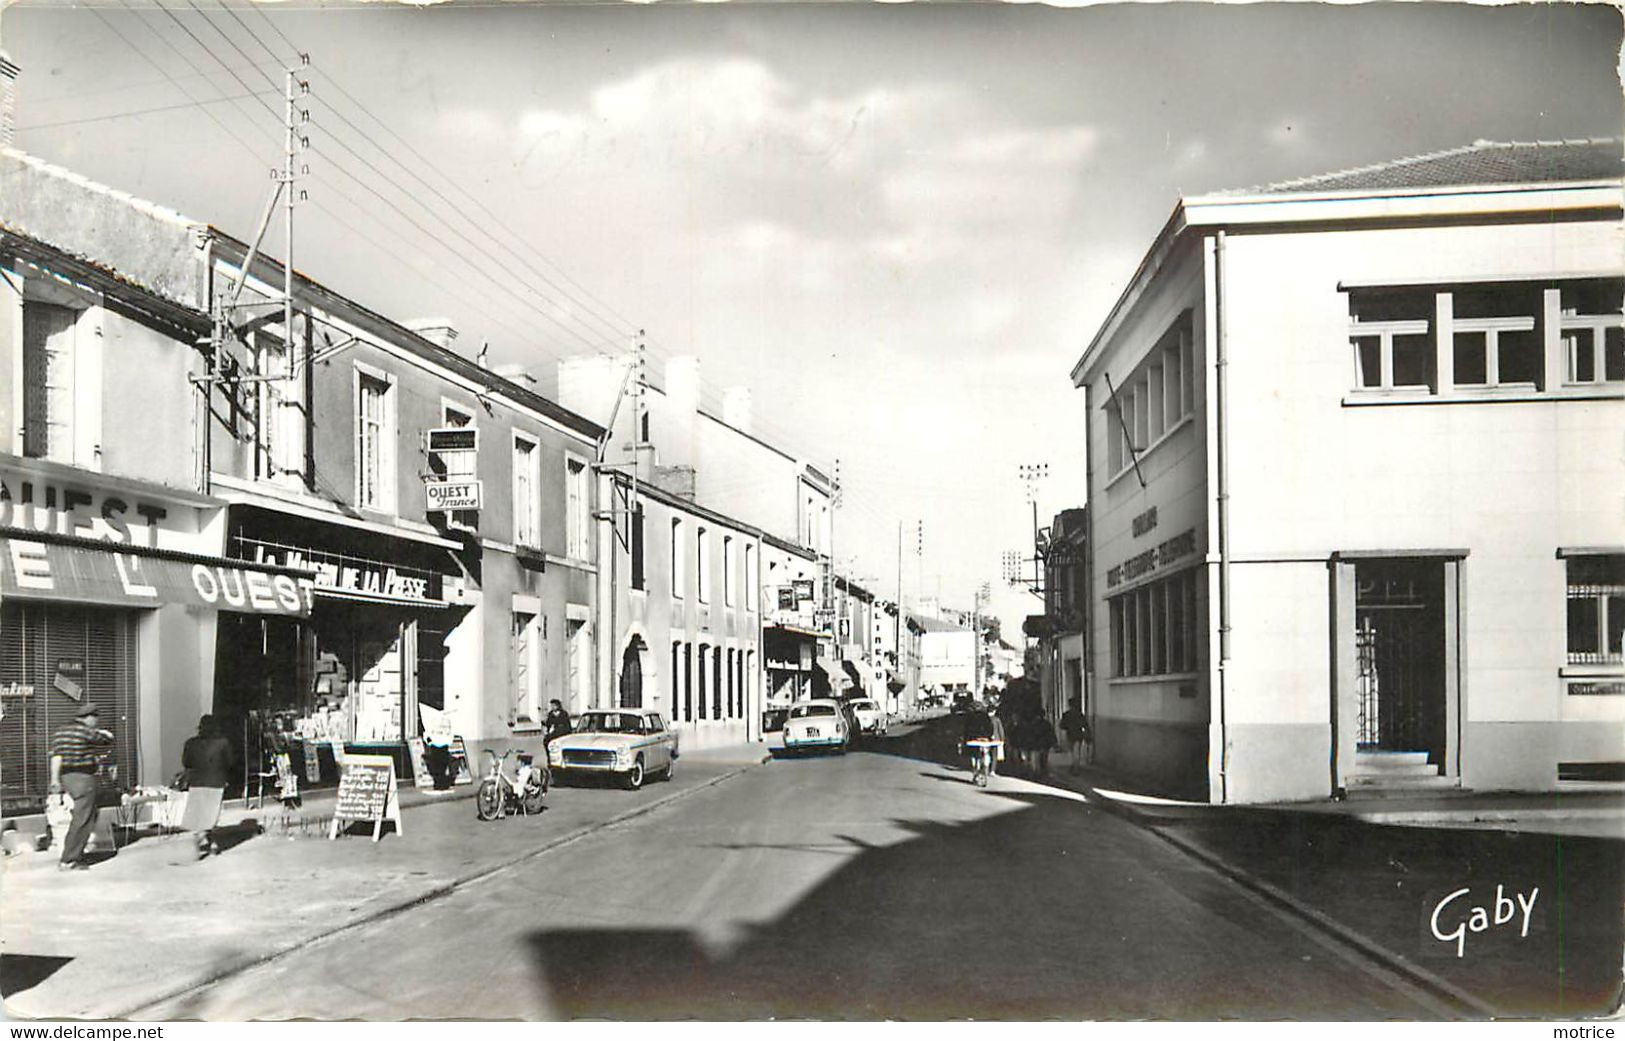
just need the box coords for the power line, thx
[97,3,598,362]
[16,90,277,132]
[144,1,620,364]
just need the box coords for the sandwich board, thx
[329,753,402,841]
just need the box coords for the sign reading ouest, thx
[0,536,315,616]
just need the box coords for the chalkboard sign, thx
[328,753,402,841]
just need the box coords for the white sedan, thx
[781,699,849,755]
[846,698,888,737]
[547,709,677,789]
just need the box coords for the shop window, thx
[566,457,590,560]
[697,527,711,604]
[513,435,539,549]
[1348,288,1435,392]
[1109,569,1198,678]
[355,369,395,511]
[671,518,685,598]
[631,506,646,591]
[21,300,78,464]
[1562,279,1625,385]
[1567,555,1625,666]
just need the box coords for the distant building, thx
[1070,139,1624,802]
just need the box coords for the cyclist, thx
[960,704,1001,783]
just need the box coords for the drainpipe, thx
[1214,230,1233,805]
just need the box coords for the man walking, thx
[1060,699,1090,775]
[49,704,114,871]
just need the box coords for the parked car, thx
[781,699,849,755]
[846,698,888,736]
[546,709,677,789]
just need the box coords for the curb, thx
[1071,781,1499,1020]
[115,756,765,1020]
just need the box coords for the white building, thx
[1070,139,1624,802]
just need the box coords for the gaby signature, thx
[1430,885,1539,957]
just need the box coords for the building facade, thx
[1070,139,1624,802]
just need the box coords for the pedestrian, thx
[180,714,235,860]
[543,699,573,745]
[48,703,114,871]
[1019,709,1057,778]
[1060,699,1089,775]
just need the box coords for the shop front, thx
[0,465,314,812]
[762,623,820,734]
[219,506,468,787]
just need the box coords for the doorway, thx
[1333,555,1458,790]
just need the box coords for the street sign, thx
[426,427,478,453]
[426,479,482,512]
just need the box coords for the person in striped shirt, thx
[49,704,114,871]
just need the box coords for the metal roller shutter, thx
[0,602,140,809]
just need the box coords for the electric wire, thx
[151,0,615,363]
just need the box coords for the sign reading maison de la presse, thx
[0,474,315,616]
[240,541,444,607]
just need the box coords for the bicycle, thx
[475,748,547,821]
[964,738,1002,788]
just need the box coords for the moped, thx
[475,748,547,820]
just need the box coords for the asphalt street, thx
[143,727,1450,1021]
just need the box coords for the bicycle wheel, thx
[475,779,502,820]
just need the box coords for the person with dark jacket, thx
[543,700,573,745]
[1060,700,1091,774]
[180,715,235,859]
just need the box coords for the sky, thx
[2,0,1621,639]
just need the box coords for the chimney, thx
[663,355,700,469]
[2,50,19,148]
[722,386,751,434]
[405,317,458,351]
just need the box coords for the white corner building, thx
[1070,139,1624,803]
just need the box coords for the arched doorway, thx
[619,636,647,709]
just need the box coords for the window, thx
[696,644,709,720]
[712,645,723,719]
[566,457,590,560]
[1349,278,1624,396]
[21,300,77,463]
[1562,279,1625,385]
[670,641,682,720]
[671,518,684,597]
[724,535,736,607]
[744,545,758,611]
[726,649,736,718]
[683,642,694,721]
[1109,569,1198,678]
[1451,285,1543,390]
[356,370,394,510]
[253,328,302,482]
[1348,288,1435,392]
[513,435,539,548]
[1107,314,1194,479]
[631,505,646,591]
[697,527,711,604]
[1567,555,1624,666]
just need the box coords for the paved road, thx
[146,731,1447,1020]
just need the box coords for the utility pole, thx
[1018,462,1049,594]
[894,520,903,716]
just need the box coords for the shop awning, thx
[1,528,315,617]
[765,622,827,640]
[812,659,852,694]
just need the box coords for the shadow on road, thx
[522,717,1622,1021]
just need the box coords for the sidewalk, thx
[1017,755,1624,1019]
[0,744,769,1021]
